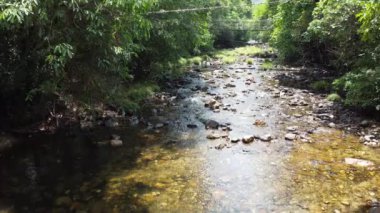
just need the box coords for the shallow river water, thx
[0,58,379,213]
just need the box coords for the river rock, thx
[259,134,273,142]
[225,83,236,88]
[242,136,255,143]
[215,143,227,150]
[230,137,240,143]
[344,158,374,167]
[207,133,221,140]
[187,124,198,129]
[287,126,298,132]
[360,120,371,127]
[285,133,296,141]
[363,135,375,142]
[205,99,222,110]
[205,120,219,129]
[205,99,217,107]
[110,139,123,147]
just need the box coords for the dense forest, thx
[0,0,253,128]
[0,0,379,128]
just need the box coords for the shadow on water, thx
[0,70,208,212]
[0,128,149,212]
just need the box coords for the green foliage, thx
[333,67,380,109]
[305,0,364,68]
[270,0,316,62]
[190,57,203,66]
[250,3,271,42]
[212,45,265,64]
[357,1,380,67]
[310,80,331,93]
[260,60,273,70]
[108,83,159,112]
[327,93,342,102]
[246,58,254,65]
[210,0,253,48]
[254,0,380,110]
[1,0,257,124]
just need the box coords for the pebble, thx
[259,134,273,142]
[287,126,298,132]
[285,133,297,141]
[230,137,240,143]
[242,136,255,143]
[328,122,336,128]
[207,133,222,140]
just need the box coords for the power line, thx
[147,6,228,15]
[147,0,291,15]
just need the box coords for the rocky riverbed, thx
[0,47,379,212]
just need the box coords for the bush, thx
[327,93,342,102]
[310,80,331,92]
[260,59,273,70]
[333,67,380,109]
[190,57,202,66]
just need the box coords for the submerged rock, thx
[344,158,374,167]
[253,120,267,127]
